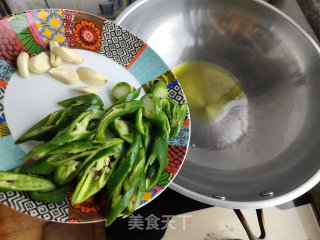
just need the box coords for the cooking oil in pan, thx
[173,61,248,149]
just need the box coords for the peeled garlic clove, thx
[17,52,30,78]
[77,67,107,86]
[28,52,51,73]
[49,41,62,67]
[74,87,98,94]
[49,65,79,85]
[53,46,84,64]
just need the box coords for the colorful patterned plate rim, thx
[0,9,190,223]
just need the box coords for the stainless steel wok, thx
[116,0,320,217]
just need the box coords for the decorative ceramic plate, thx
[0,9,190,223]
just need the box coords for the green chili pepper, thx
[96,100,142,140]
[135,108,144,135]
[0,171,56,192]
[16,109,67,144]
[145,134,168,190]
[105,171,143,227]
[53,162,82,186]
[142,121,151,153]
[29,184,70,203]
[122,146,146,217]
[71,144,124,205]
[47,151,92,166]
[169,102,188,138]
[51,109,105,145]
[106,134,141,200]
[110,118,134,144]
[112,87,141,106]
[141,94,171,138]
[22,142,59,160]
[57,93,104,108]
[20,157,56,175]
[151,80,168,99]
[112,82,135,100]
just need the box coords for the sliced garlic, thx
[77,67,107,86]
[49,41,62,67]
[74,87,98,94]
[28,52,51,73]
[17,52,30,78]
[53,46,84,64]
[49,65,79,85]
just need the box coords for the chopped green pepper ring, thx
[20,157,56,175]
[110,87,141,109]
[16,109,67,144]
[106,134,141,201]
[51,109,105,145]
[96,100,142,140]
[151,80,169,99]
[57,93,104,108]
[0,171,56,192]
[47,151,92,166]
[142,121,151,154]
[29,184,70,203]
[141,94,171,138]
[71,144,124,206]
[112,82,135,100]
[145,134,168,190]
[105,171,143,227]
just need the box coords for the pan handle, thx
[234,209,267,240]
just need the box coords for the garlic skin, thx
[17,52,30,78]
[49,65,79,85]
[77,67,107,86]
[53,46,84,64]
[28,52,51,73]
[49,41,62,67]
[74,87,98,94]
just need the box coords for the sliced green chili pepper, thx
[151,80,168,99]
[71,144,124,205]
[0,171,56,192]
[169,102,188,138]
[145,134,168,190]
[106,134,141,200]
[96,100,142,140]
[112,87,141,106]
[47,151,92,166]
[142,121,151,153]
[112,82,135,100]
[29,184,70,203]
[53,162,82,186]
[16,109,67,144]
[135,108,144,135]
[57,93,104,108]
[51,109,104,145]
[22,142,59,160]
[110,119,134,144]
[20,157,56,175]
[122,145,146,217]
[105,171,143,227]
